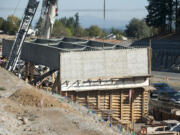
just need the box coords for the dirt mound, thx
[0,67,32,97]
[9,89,62,108]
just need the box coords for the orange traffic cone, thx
[166,76,168,81]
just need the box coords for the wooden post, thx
[86,91,89,106]
[142,89,145,117]
[76,92,79,103]
[109,91,112,110]
[97,91,100,110]
[109,91,113,123]
[121,90,123,120]
[131,89,134,122]
[74,91,77,102]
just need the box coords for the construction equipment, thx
[39,0,58,39]
[5,0,58,72]
[6,0,39,71]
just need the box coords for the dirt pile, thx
[0,67,32,97]
[9,88,62,108]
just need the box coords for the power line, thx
[12,0,22,15]
[104,0,106,20]
[0,7,146,12]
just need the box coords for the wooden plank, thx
[110,91,112,110]
[97,91,100,109]
[131,89,134,122]
[69,89,145,124]
[86,91,89,105]
[121,90,123,120]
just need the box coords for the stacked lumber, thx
[111,91,121,120]
[121,90,131,123]
[70,88,148,124]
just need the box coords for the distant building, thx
[106,34,116,39]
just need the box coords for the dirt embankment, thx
[9,89,62,108]
[0,34,15,40]
[0,67,121,135]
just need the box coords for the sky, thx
[0,0,148,29]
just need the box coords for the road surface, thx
[152,71,180,90]
[152,71,180,81]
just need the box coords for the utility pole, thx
[104,0,106,20]
[102,0,106,49]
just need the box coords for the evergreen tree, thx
[74,13,80,29]
[0,17,4,30]
[176,0,180,33]
[35,17,43,36]
[125,18,151,39]
[52,20,72,37]
[3,15,20,35]
[146,0,179,34]
[86,25,103,37]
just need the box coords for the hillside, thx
[0,67,121,135]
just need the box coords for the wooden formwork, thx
[63,88,149,124]
[150,99,180,121]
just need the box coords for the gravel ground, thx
[0,67,129,135]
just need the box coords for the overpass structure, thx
[131,40,180,72]
[3,38,132,70]
[2,37,151,124]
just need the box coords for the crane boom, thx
[6,0,39,71]
[6,0,58,72]
[39,0,58,39]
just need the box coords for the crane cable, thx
[12,0,22,16]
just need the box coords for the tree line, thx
[0,14,152,39]
[0,16,20,35]
[48,13,106,38]
[146,0,180,34]
[2,1,180,40]
[37,13,152,39]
